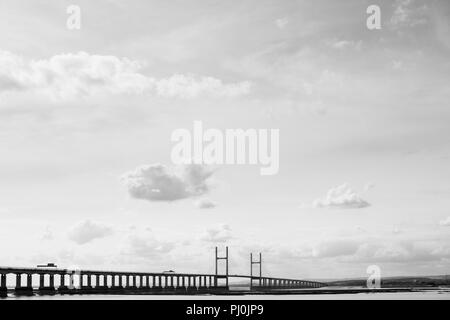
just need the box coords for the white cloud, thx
[363,182,375,192]
[439,217,450,226]
[0,50,251,100]
[155,74,251,99]
[68,220,113,245]
[275,17,289,29]
[354,240,450,263]
[312,239,359,258]
[200,224,233,243]
[41,226,54,241]
[313,183,370,209]
[390,0,429,28]
[392,226,401,235]
[194,198,217,209]
[327,39,362,50]
[121,163,214,202]
[120,231,174,259]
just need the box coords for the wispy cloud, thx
[194,198,217,209]
[200,224,233,243]
[68,220,113,245]
[439,217,450,226]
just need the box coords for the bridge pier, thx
[0,274,7,297]
[165,276,174,290]
[58,273,70,293]
[143,275,150,289]
[84,274,92,290]
[38,274,55,295]
[14,273,33,296]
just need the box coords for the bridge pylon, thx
[214,246,229,289]
[250,252,262,290]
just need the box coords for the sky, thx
[0,0,449,280]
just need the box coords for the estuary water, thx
[6,288,450,300]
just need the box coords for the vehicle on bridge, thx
[37,263,57,268]
[163,270,175,274]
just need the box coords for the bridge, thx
[0,247,327,297]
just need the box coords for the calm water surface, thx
[6,289,450,300]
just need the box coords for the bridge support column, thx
[39,274,44,288]
[49,274,54,288]
[14,273,33,296]
[58,274,69,293]
[0,274,6,297]
[27,274,32,288]
[38,274,55,295]
[61,274,66,287]
[15,274,20,289]
[1,274,6,288]
[186,277,191,290]
[78,273,83,288]
[152,275,160,290]
[62,273,75,293]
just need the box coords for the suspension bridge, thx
[0,247,327,297]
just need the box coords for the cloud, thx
[327,39,362,50]
[200,224,233,243]
[363,182,375,192]
[155,74,251,99]
[41,226,54,241]
[312,239,359,258]
[392,226,402,235]
[439,217,450,226]
[312,183,370,209]
[275,17,289,29]
[120,232,174,259]
[354,240,450,263]
[0,50,251,100]
[68,220,113,245]
[121,163,214,202]
[119,227,174,260]
[194,198,217,209]
[390,0,429,28]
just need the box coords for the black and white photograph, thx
[0,0,449,312]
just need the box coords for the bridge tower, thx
[214,246,229,289]
[250,252,262,290]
